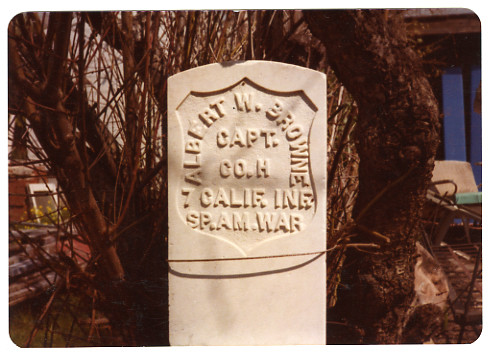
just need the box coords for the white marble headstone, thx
[168,61,326,345]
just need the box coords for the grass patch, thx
[9,290,97,347]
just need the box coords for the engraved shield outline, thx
[168,61,326,258]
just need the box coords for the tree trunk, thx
[304,10,441,343]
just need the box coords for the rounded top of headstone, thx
[169,60,326,108]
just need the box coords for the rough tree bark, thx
[304,10,441,343]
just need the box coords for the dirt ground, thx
[431,225,482,344]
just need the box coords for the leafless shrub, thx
[9,11,353,346]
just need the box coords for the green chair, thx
[426,160,482,246]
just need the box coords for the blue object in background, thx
[469,66,482,189]
[441,67,467,162]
